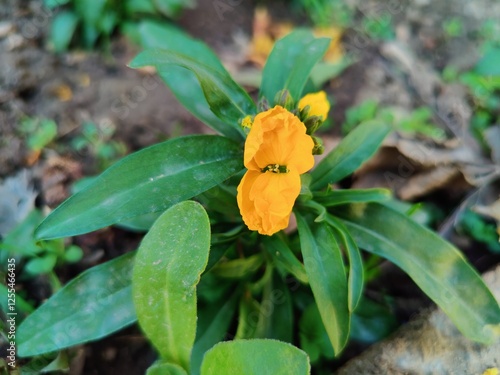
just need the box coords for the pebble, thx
[0,21,14,39]
[6,34,25,51]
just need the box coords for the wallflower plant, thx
[16,27,500,374]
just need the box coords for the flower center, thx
[261,164,289,174]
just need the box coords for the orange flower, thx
[298,91,331,120]
[237,106,315,235]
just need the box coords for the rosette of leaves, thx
[16,26,500,375]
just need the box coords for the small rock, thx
[6,33,25,50]
[0,21,14,39]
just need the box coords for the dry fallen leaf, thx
[51,83,73,102]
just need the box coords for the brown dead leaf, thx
[246,7,344,67]
[42,155,82,208]
[26,149,41,166]
[51,83,73,102]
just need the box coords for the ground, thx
[1,0,500,374]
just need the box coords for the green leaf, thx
[50,11,79,52]
[146,362,188,375]
[24,254,57,275]
[210,254,264,279]
[295,212,350,354]
[130,49,255,140]
[0,209,43,257]
[134,21,244,141]
[475,46,500,77]
[350,298,398,343]
[153,0,195,18]
[326,215,364,312]
[74,0,106,25]
[309,60,352,88]
[200,339,310,375]
[260,30,330,103]
[314,188,392,207]
[311,121,391,190]
[263,235,308,284]
[44,0,70,8]
[17,252,136,357]
[191,291,239,375]
[299,304,334,363]
[337,202,500,343]
[35,135,243,240]
[133,201,211,371]
[256,272,294,342]
[235,293,260,339]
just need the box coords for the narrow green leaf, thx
[295,212,350,354]
[263,235,308,284]
[146,362,188,375]
[337,202,500,343]
[235,294,260,340]
[210,254,264,279]
[314,188,392,207]
[133,201,211,371]
[35,135,243,240]
[256,272,294,342]
[154,0,195,18]
[260,30,330,103]
[17,252,136,357]
[326,215,364,312]
[191,291,239,375]
[50,12,78,52]
[130,49,255,139]
[299,303,334,363]
[311,121,391,190]
[74,0,106,25]
[135,21,244,141]
[200,339,310,375]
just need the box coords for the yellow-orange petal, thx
[244,106,314,174]
[237,169,301,236]
[298,91,331,120]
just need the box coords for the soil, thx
[1,0,500,374]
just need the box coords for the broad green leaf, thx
[50,11,79,52]
[130,49,255,139]
[337,202,500,343]
[200,339,310,375]
[326,215,364,312]
[35,135,243,240]
[314,188,391,207]
[296,212,350,354]
[146,362,188,375]
[191,291,239,375]
[263,235,308,284]
[260,30,330,103]
[133,201,210,371]
[311,121,391,190]
[134,21,244,141]
[17,252,136,357]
